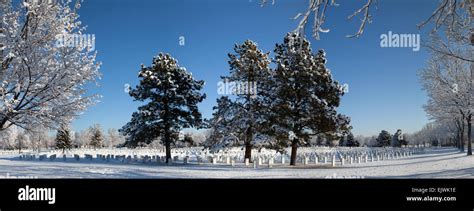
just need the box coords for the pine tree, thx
[55,125,72,154]
[204,96,244,151]
[89,124,104,150]
[270,33,351,165]
[392,129,403,147]
[376,130,391,147]
[341,132,358,147]
[120,53,206,163]
[212,40,272,161]
[347,133,360,147]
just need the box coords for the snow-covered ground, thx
[0,147,472,178]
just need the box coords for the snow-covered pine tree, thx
[392,129,403,147]
[270,33,351,165]
[0,0,101,131]
[376,130,391,147]
[204,96,244,152]
[89,124,104,150]
[120,53,206,163]
[217,40,272,161]
[340,132,358,147]
[348,133,360,147]
[55,125,72,154]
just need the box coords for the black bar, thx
[0,179,471,210]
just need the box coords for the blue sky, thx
[72,0,439,136]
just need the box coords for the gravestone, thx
[49,154,56,161]
[245,158,250,166]
[39,154,47,161]
[332,155,336,167]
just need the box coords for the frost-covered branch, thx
[0,0,101,131]
[261,0,376,39]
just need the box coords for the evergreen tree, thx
[120,53,206,163]
[211,40,271,160]
[55,125,72,153]
[269,33,351,165]
[204,96,244,151]
[89,124,104,150]
[392,129,403,147]
[376,130,391,147]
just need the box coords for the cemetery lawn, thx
[0,148,472,178]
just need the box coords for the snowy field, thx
[0,147,472,178]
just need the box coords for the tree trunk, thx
[467,114,472,156]
[244,141,252,162]
[165,131,171,163]
[244,126,253,162]
[461,120,465,152]
[456,131,461,150]
[290,139,298,166]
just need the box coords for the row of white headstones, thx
[17,146,427,168]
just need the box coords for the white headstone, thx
[245,158,250,166]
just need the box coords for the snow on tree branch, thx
[261,0,376,39]
[0,0,101,131]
